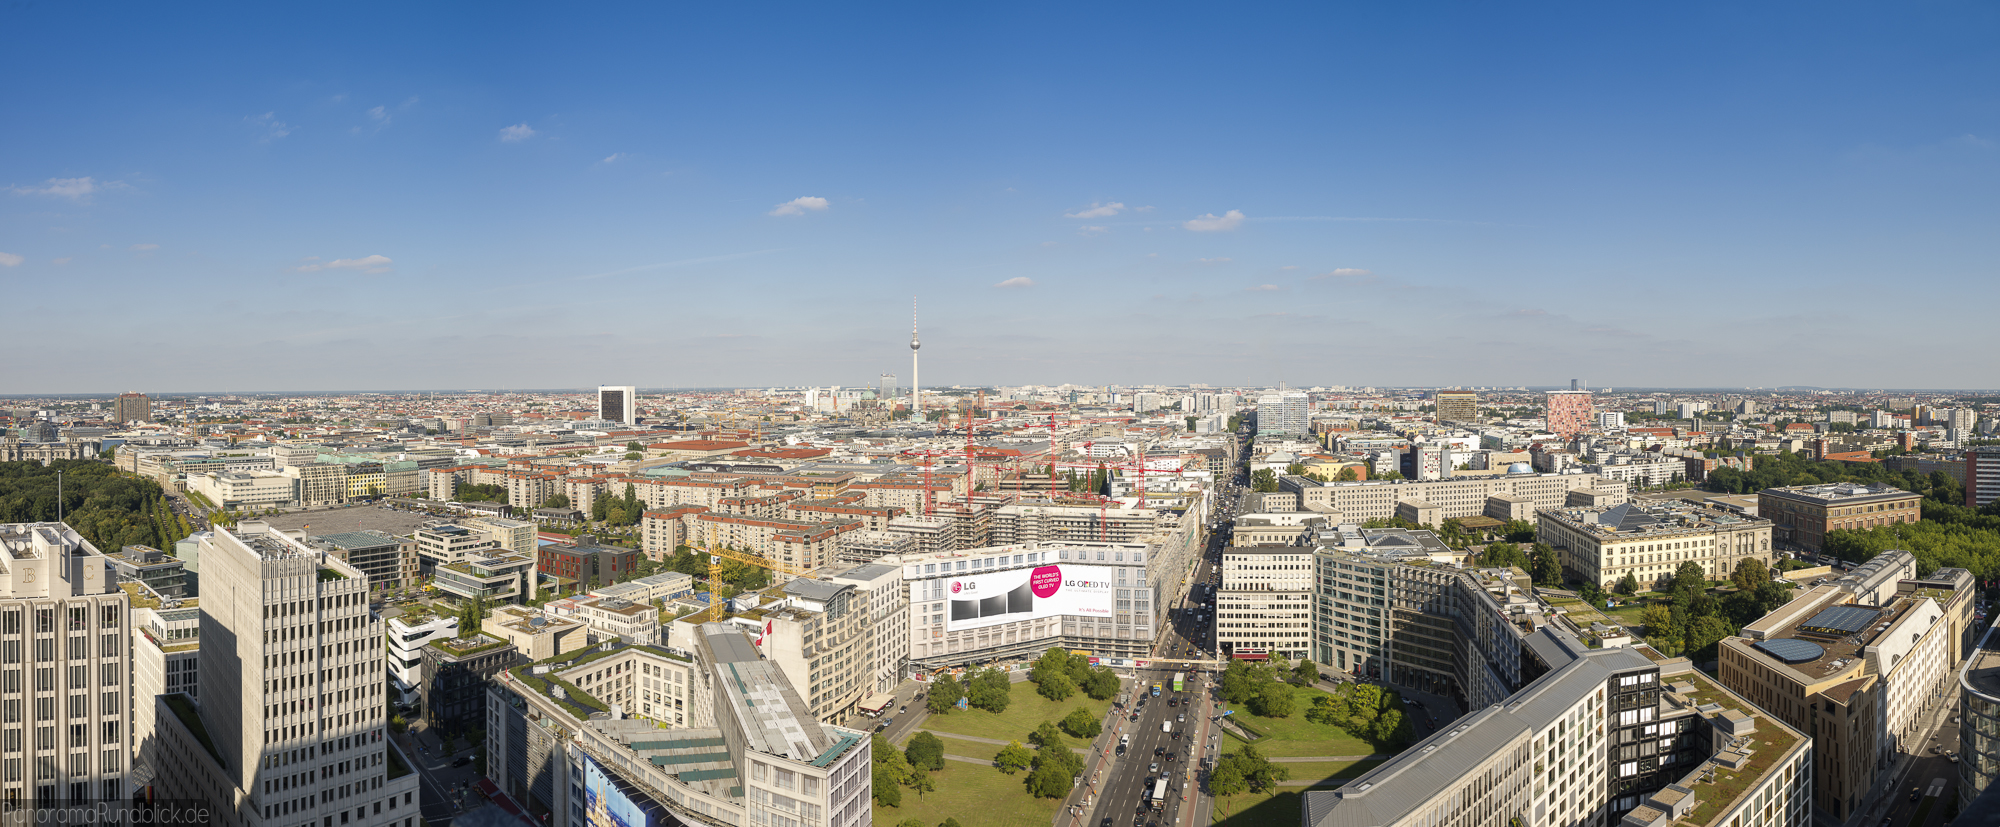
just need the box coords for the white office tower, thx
[152,522,420,827]
[1256,391,1309,436]
[598,385,637,425]
[0,523,132,805]
[1599,411,1626,430]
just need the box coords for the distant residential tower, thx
[598,385,636,424]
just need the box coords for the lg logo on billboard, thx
[950,581,974,594]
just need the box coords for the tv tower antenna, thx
[910,297,921,424]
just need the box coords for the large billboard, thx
[582,750,667,827]
[944,564,1119,632]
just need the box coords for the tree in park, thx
[1209,762,1247,797]
[908,770,936,797]
[896,820,925,827]
[1029,721,1064,749]
[1082,668,1120,700]
[904,731,945,772]
[1616,572,1640,596]
[994,740,1033,774]
[1024,744,1083,798]
[1731,558,1770,592]
[1060,707,1102,739]
[939,819,963,827]
[967,667,1012,712]
[1036,671,1075,702]
[872,767,903,807]
[927,674,964,715]
[1248,681,1296,719]
[1291,658,1319,687]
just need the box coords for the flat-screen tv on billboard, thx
[943,564,1120,632]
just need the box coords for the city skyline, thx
[4,4,1998,392]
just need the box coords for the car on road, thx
[452,756,472,767]
[1910,787,1921,803]
[1150,762,1159,773]
[1177,713,1185,723]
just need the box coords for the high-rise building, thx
[1654,398,1672,415]
[910,301,921,416]
[1432,391,1478,423]
[1968,447,2000,508]
[151,521,419,827]
[1255,391,1309,436]
[598,385,637,424]
[0,522,133,805]
[1598,410,1625,430]
[879,373,896,402]
[113,392,150,424]
[1544,389,1594,439]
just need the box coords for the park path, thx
[924,728,1092,755]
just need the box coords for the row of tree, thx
[1302,681,1413,748]
[0,461,184,552]
[1026,648,1121,702]
[1633,560,1794,660]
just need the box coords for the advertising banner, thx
[943,564,1118,632]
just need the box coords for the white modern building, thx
[0,522,134,805]
[151,521,421,827]
[598,385,637,425]
[1256,391,1310,436]
[386,609,457,707]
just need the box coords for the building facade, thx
[1759,482,1921,553]
[1215,545,1313,661]
[1546,390,1595,439]
[0,523,134,805]
[1538,501,1773,590]
[598,386,637,424]
[151,521,420,827]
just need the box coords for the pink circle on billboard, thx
[1030,565,1063,598]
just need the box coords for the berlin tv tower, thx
[909,298,921,420]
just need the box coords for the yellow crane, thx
[700,525,810,621]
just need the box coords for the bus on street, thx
[1172,672,1185,692]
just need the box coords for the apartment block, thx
[1759,482,1921,553]
[1433,391,1479,424]
[151,522,419,827]
[306,530,409,594]
[385,607,456,707]
[1538,501,1773,590]
[1281,472,1627,524]
[1546,390,1596,439]
[482,605,587,661]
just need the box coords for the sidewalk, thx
[1053,676,1132,827]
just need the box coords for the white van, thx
[1120,733,1130,747]
[1161,721,1171,734]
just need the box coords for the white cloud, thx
[1311,267,1374,280]
[603,153,628,163]
[768,196,830,217]
[1135,205,1155,212]
[331,93,348,103]
[1246,284,1281,292]
[499,124,537,142]
[297,254,393,274]
[248,112,291,141]
[1183,210,1245,232]
[52,257,71,265]
[0,253,21,267]
[368,105,390,123]
[1197,257,1232,264]
[401,96,420,110]
[7,177,123,200]
[1078,225,1109,235]
[994,277,1037,289]
[130,243,159,251]
[1064,201,1124,218]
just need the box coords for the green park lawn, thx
[1212,788,1302,826]
[921,681,1115,747]
[871,760,1058,827]
[1277,759,1383,786]
[1219,685,1380,758]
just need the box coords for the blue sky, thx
[4,3,1998,393]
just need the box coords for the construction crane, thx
[699,521,812,621]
